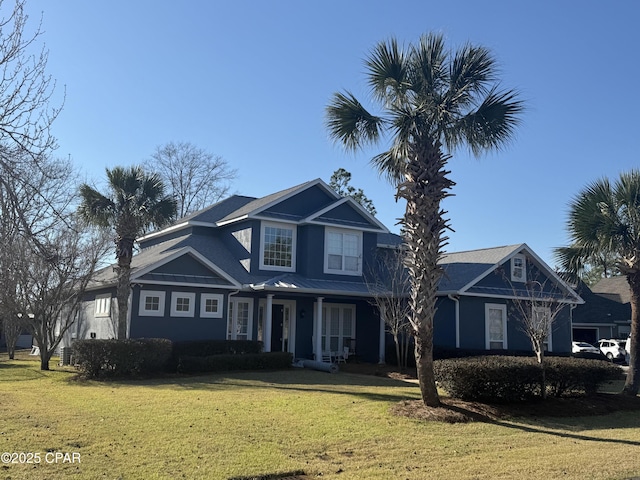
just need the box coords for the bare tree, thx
[11,219,108,370]
[365,246,412,370]
[144,141,237,218]
[0,1,62,228]
[1,313,24,359]
[499,261,575,398]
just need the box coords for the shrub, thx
[545,357,622,396]
[167,340,264,371]
[434,356,623,403]
[73,338,172,378]
[434,356,542,403]
[177,352,293,374]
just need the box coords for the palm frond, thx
[366,38,409,104]
[369,150,404,185]
[78,184,114,227]
[410,33,447,97]
[325,91,383,151]
[448,43,496,106]
[453,87,524,155]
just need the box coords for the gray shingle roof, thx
[217,179,320,224]
[438,244,524,292]
[591,276,631,304]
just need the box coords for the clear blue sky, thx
[23,0,640,267]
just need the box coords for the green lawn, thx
[1,354,640,480]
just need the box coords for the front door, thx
[271,304,285,352]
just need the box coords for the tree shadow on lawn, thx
[68,368,421,405]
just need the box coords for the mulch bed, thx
[341,362,640,423]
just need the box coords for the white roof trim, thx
[132,280,240,289]
[249,283,373,297]
[443,291,582,304]
[216,179,341,227]
[452,243,583,304]
[302,196,389,233]
[215,214,249,227]
[137,221,217,242]
[131,246,242,288]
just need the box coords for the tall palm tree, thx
[79,166,177,339]
[556,171,640,396]
[326,34,524,407]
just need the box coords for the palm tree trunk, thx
[115,236,134,340]
[397,142,454,408]
[623,273,640,396]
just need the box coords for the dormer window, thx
[324,227,362,275]
[260,221,296,271]
[511,254,526,282]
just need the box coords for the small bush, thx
[434,356,623,403]
[73,338,172,378]
[177,352,293,374]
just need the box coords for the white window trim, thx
[314,302,356,353]
[511,254,526,282]
[139,290,166,317]
[227,297,254,340]
[259,221,297,272]
[201,293,224,318]
[95,293,111,317]
[323,227,363,276]
[485,303,508,350]
[170,292,196,317]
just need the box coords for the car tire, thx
[606,352,614,361]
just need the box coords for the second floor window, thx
[324,228,362,275]
[260,222,296,271]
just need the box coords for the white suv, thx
[596,339,627,362]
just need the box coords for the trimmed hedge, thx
[544,357,622,396]
[167,340,264,372]
[172,339,263,357]
[177,352,293,374]
[73,338,173,378]
[434,356,622,403]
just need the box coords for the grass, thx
[1,352,640,479]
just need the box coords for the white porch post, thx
[314,297,324,361]
[264,294,274,352]
[378,307,386,364]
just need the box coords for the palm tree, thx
[326,34,524,407]
[79,166,177,339]
[556,171,640,396]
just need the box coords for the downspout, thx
[570,303,576,341]
[448,294,460,349]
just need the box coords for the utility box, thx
[59,346,73,366]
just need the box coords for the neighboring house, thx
[62,179,582,362]
[571,277,631,342]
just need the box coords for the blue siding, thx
[354,300,381,363]
[457,297,491,350]
[315,202,379,229]
[129,286,228,341]
[433,297,457,347]
[261,186,335,220]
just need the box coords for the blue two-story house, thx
[68,179,583,362]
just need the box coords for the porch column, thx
[314,297,324,361]
[378,307,386,364]
[264,294,274,352]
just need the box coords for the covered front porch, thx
[242,287,386,364]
